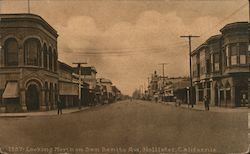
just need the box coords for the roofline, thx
[206,34,222,43]
[0,13,58,37]
[191,43,207,56]
[220,21,249,33]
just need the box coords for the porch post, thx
[20,89,27,112]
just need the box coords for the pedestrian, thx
[203,96,207,110]
[174,96,178,107]
[206,96,210,111]
[57,98,62,115]
[241,94,247,107]
[204,96,209,111]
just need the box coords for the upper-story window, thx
[200,50,206,75]
[227,43,248,66]
[192,55,198,77]
[230,44,237,65]
[48,47,53,71]
[24,38,41,66]
[53,49,57,72]
[239,43,247,64]
[4,38,19,66]
[213,53,220,72]
[43,44,48,69]
[226,46,229,67]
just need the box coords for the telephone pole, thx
[28,0,30,13]
[248,0,250,108]
[180,35,200,108]
[159,63,168,83]
[158,63,168,102]
[72,62,87,109]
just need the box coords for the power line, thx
[200,2,248,37]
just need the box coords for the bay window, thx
[214,53,220,71]
[230,44,237,65]
[239,43,247,64]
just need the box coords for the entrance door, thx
[26,84,40,111]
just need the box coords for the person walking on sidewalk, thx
[57,98,63,115]
[203,95,209,111]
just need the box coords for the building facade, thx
[0,14,59,112]
[192,22,250,107]
[58,61,78,108]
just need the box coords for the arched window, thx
[53,49,57,72]
[24,38,41,66]
[48,47,52,70]
[43,44,48,69]
[5,38,19,66]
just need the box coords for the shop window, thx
[5,38,19,66]
[0,89,3,105]
[24,38,41,66]
[226,46,230,67]
[198,89,203,101]
[248,51,250,64]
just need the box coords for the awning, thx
[59,82,78,96]
[2,82,19,98]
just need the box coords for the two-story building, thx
[75,66,97,106]
[192,22,250,107]
[0,13,59,112]
[97,78,113,103]
[58,61,78,108]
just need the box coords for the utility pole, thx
[73,62,87,109]
[28,0,30,13]
[159,63,167,101]
[248,0,250,108]
[180,35,200,108]
[159,63,168,84]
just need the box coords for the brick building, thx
[192,22,250,107]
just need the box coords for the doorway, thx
[26,84,40,111]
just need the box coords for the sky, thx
[0,0,249,95]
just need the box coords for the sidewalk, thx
[0,107,89,118]
[161,101,249,113]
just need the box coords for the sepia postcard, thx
[0,0,249,153]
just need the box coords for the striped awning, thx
[2,82,19,98]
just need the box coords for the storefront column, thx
[210,81,215,106]
[203,82,207,97]
[0,39,3,67]
[231,86,236,107]
[40,89,46,111]
[195,84,199,105]
[218,88,221,107]
[20,89,27,112]
[248,78,250,106]
[224,89,227,107]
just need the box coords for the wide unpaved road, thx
[0,100,248,154]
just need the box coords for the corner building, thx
[0,14,59,112]
[192,22,250,107]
